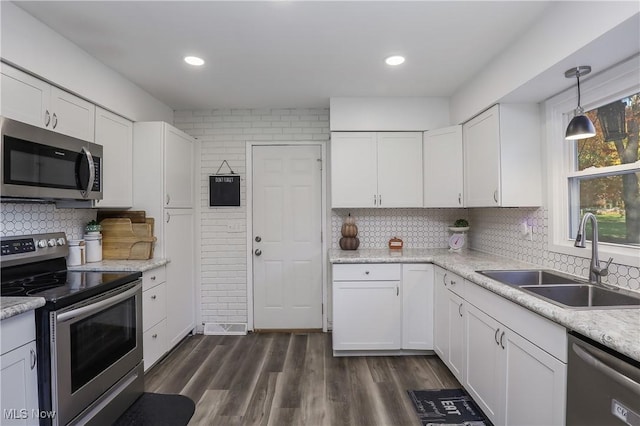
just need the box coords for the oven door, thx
[51,280,142,426]
[1,116,102,200]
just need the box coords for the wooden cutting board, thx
[101,218,156,259]
[97,210,147,223]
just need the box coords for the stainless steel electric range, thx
[1,232,144,426]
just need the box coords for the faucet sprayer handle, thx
[595,257,614,277]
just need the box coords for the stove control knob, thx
[38,240,48,248]
[47,239,56,247]
[56,238,66,246]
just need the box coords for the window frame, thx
[545,55,640,268]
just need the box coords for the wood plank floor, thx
[145,333,460,426]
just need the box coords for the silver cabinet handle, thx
[80,147,95,199]
[373,194,377,206]
[152,334,158,339]
[458,303,463,317]
[52,112,58,129]
[494,328,500,345]
[493,190,499,203]
[500,331,505,349]
[150,276,156,281]
[255,249,262,256]
[443,273,448,286]
[45,110,51,126]
[450,280,456,286]
[458,193,462,205]
[166,194,171,205]
[151,295,157,300]
[30,349,37,370]
[365,271,370,275]
[166,212,171,223]
[396,286,399,296]
[379,194,382,206]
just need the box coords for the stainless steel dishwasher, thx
[567,332,640,425]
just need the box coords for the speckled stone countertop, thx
[329,248,640,362]
[1,297,45,321]
[68,258,169,272]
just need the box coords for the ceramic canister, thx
[84,233,103,263]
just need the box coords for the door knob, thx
[255,249,262,256]
[255,236,261,242]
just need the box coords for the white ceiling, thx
[14,1,555,110]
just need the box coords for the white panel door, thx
[164,125,194,208]
[253,145,323,329]
[330,132,377,207]
[0,64,49,128]
[463,105,501,207]
[402,263,434,350]
[377,132,423,207]
[49,86,95,141]
[94,107,133,208]
[0,341,39,425]
[424,125,463,207]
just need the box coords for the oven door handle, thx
[572,342,640,394]
[57,283,140,323]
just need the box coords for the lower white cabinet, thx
[332,263,433,354]
[433,266,465,382]
[142,266,168,371]
[0,312,39,425]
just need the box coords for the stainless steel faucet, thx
[574,212,614,284]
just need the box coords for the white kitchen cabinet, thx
[463,104,541,207]
[433,266,465,383]
[142,265,168,371]
[423,125,464,207]
[330,132,423,208]
[401,263,434,350]
[133,122,197,353]
[0,312,38,425]
[332,264,402,351]
[94,107,133,208]
[1,63,95,141]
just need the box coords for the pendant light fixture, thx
[565,66,596,140]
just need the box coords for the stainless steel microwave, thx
[1,116,102,201]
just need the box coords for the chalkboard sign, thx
[209,175,240,207]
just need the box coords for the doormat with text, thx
[407,388,491,426]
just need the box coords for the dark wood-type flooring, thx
[145,332,460,426]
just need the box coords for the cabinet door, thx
[94,107,133,208]
[0,341,38,425]
[377,132,423,207]
[164,125,194,208]
[463,105,500,207]
[164,209,195,348]
[402,264,434,350]
[0,64,49,129]
[330,132,378,208]
[49,86,95,141]
[143,320,167,372]
[502,330,567,426]
[433,267,449,360]
[424,126,463,207]
[464,303,502,424]
[332,280,401,350]
[447,290,465,383]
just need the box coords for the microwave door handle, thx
[80,147,95,198]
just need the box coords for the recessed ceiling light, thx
[184,56,205,66]
[385,55,405,66]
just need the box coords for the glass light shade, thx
[385,56,405,66]
[565,114,596,140]
[184,56,205,66]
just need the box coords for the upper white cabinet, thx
[423,125,463,207]
[164,126,195,208]
[463,104,541,207]
[1,64,95,142]
[331,132,423,208]
[94,107,133,208]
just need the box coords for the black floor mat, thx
[114,392,195,426]
[407,388,491,426]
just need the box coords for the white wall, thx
[0,2,173,122]
[451,1,639,123]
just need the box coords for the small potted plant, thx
[449,218,469,232]
[85,220,102,234]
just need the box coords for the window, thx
[568,94,640,247]
[546,56,640,267]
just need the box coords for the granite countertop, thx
[329,248,640,362]
[68,258,169,272]
[1,297,46,321]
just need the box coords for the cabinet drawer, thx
[143,282,166,332]
[438,269,465,297]
[142,266,166,292]
[333,263,401,281]
[143,320,167,372]
[1,312,35,356]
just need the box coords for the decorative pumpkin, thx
[339,237,360,250]
[341,223,358,238]
[345,213,355,225]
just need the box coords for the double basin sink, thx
[477,269,640,309]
